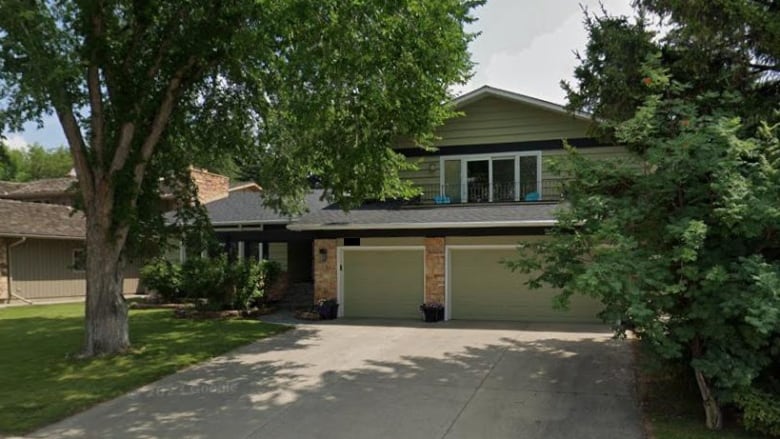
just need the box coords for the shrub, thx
[231,260,263,311]
[139,258,183,302]
[178,256,284,311]
[181,255,232,310]
[735,386,780,436]
[260,259,282,287]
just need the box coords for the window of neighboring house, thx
[245,241,264,261]
[439,152,542,203]
[71,248,86,272]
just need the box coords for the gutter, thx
[211,219,290,226]
[287,219,557,231]
[4,237,26,304]
[0,233,84,241]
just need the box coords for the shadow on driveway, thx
[32,322,643,439]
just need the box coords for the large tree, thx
[513,0,779,433]
[0,0,482,356]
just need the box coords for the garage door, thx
[341,249,424,319]
[450,248,602,322]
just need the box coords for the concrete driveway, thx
[32,320,643,439]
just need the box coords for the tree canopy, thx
[0,0,483,355]
[515,0,780,433]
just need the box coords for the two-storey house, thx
[290,86,627,322]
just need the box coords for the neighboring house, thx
[0,168,249,303]
[202,189,329,283]
[288,86,627,322]
[0,177,78,206]
[0,200,141,303]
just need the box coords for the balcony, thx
[411,178,568,205]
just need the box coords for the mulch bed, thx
[173,305,276,320]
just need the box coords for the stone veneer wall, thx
[0,238,8,302]
[424,237,445,304]
[313,239,337,303]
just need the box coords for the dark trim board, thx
[215,229,315,242]
[312,226,551,239]
[398,138,603,157]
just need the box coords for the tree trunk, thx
[82,211,130,357]
[694,368,722,430]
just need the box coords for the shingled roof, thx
[287,201,562,231]
[204,189,329,225]
[0,178,77,197]
[0,199,85,239]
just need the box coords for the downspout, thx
[7,237,27,304]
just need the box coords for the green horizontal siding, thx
[435,97,590,147]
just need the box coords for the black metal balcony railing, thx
[411,179,569,205]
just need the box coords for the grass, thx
[636,343,769,439]
[0,302,289,435]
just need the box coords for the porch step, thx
[276,282,314,311]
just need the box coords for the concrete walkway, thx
[32,320,643,439]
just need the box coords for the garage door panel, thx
[451,248,602,322]
[343,250,423,319]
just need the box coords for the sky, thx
[4,1,635,150]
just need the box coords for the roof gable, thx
[452,85,590,120]
[428,86,592,148]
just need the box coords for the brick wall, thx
[190,168,230,204]
[313,239,337,303]
[0,239,8,302]
[424,237,445,304]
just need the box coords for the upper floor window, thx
[439,152,541,203]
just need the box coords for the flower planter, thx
[317,301,339,320]
[420,305,444,322]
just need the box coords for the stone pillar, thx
[0,239,9,303]
[424,237,445,305]
[313,239,337,303]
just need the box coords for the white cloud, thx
[455,0,636,103]
[3,133,31,151]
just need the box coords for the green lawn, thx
[0,303,288,435]
[637,344,768,439]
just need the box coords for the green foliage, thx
[0,0,481,214]
[0,142,13,180]
[139,259,183,302]
[513,0,780,431]
[181,256,234,310]
[0,1,480,352]
[144,256,283,311]
[735,387,780,436]
[0,143,73,182]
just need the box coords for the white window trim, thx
[438,151,542,203]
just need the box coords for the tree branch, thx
[749,63,780,73]
[87,3,107,172]
[132,56,199,188]
[109,122,136,175]
[55,103,94,202]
